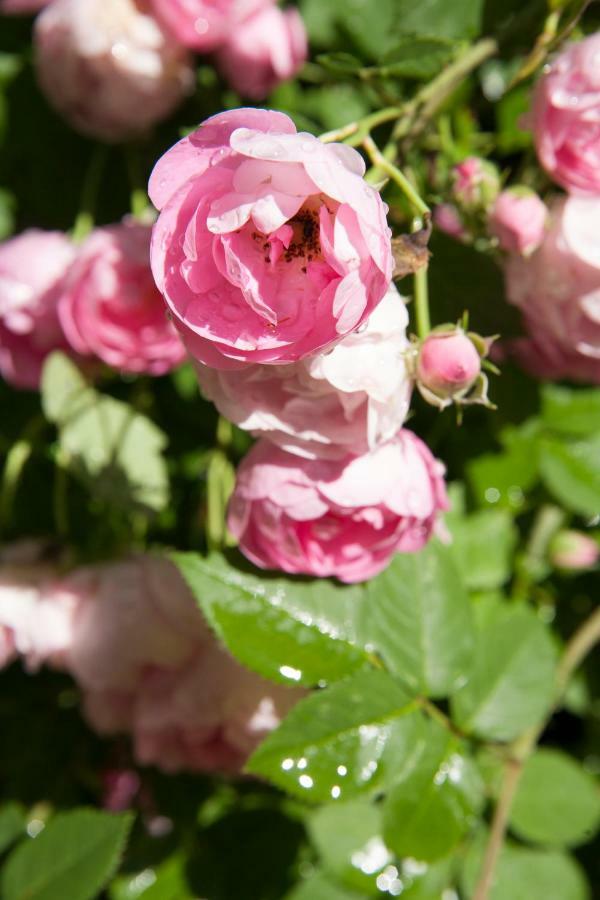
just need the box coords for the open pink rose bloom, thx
[149,108,393,368]
[149,0,271,51]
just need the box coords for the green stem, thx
[124,144,150,219]
[472,604,600,900]
[72,145,109,243]
[362,135,430,218]
[0,417,46,535]
[319,106,403,145]
[53,449,70,539]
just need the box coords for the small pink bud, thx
[453,157,500,210]
[489,189,547,256]
[433,204,466,240]
[102,769,140,812]
[417,331,481,401]
[550,530,599,571]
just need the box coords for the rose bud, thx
[215,5,307,100]
[489,189,548,256]
[34,0,194,142]
[416,328,487,410]
[149,0,270,52]
[452,157,500,212]
[532,32,600,195]
[433,203,466,241]
[550,530,599,572]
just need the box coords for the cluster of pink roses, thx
[2,0,307,141]
[0,219,185,389]
[149,109,449,583]
[0,546,303,774]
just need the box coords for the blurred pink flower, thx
[489,189,547,256]
[0,230,76,389]
[215,5,307,100]
[532,32,600,195]
[452,157,499,210]
[58,220,186,375]
[433,204,465,240]
[149,109,393,368]
[34,0,194,142]
[195,282,412,459]
[0,0,50,13]
[505,194,600,382]
[149,0,270,51]
[227,431,448,583]
[550,530,599,571]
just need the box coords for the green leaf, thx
[0,803,25,854]
[0,188,15,240]
[247,670,420,802]
[360,541,474,697]
[467,421,540,510]
[542,385,600,437]
[286,872,365,900]
[383,719,484,862]
[462,836,590,900]
[451,606,557,741]
[316,52,364,74]
[450,509,517,590]
[172,552,368,687]
[539,436,600,517]
[42,353,169,514]
[380,37,455,79]
[510,749,600,847]
[109,856,193,900]
[391,0,484,40]
[308,798,391,892]
[1,810,133,900]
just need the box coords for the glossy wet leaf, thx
[462,835,590,900]
[539,436,600,517]
[383,718,484,862]
[308,798,391,892]
[380,37,455,79]
[1,809,133,900]
[510,749,600,847]
[0,803,25,854]
[173,552,368,687]
[542,385,600,437]
[360,540,474,697]
[468,423,540,509]
[450,509,517,590]
[42,353,169,514]
[451,606,557,741]
[247,669,420,802]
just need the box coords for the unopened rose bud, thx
[453,157,500,212]
[433,203,466,241]
[489,189,548,256]
[550,530,599,571]
[417,330,481,401]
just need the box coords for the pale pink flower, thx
[0,0,50,13]
[531,32,600,195]
[149,0,270,52]
[0,230,76,389]
[433,204,465,240]
[58,220,185,375]
[149,109,393,368]
[227,431,449,583]
[550,530,599,571]
[489,189,547,256]
[195,283,412,459]
[505,195,600,382]
[34,0,194,142]
[215,5,307,100]
[417,330,481,400]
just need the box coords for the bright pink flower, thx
[550,530,599,571]
[34,0,194,142]
[195,283,412,459]
[149,0,270,52]
[0,230,76,389]
[227,431,448,583]
[52,556,303,774]
[215,5,307,100]
[149,109,393,368]
[489,189,547,256]
[505,195,600,382]
[532,33,600,195]
[58,220,185,375]
[417,330,481,400]
[0,0,50,13]
[433,204,465,240]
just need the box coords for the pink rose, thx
[58,220,186,375]
[51,555,303,774]
[417,330,481,402]
[215,5,307,100]
[489,189,547,256]
[433,204,466,240]
[505,195,600,382]
[0,0,50,13]
[0,229,76,389]
[149,109,393,368]
[195,283,412,459]
[149,0,270,51]
[532,33,600,195]
[227,431,449,583]
[34,0,194,142]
